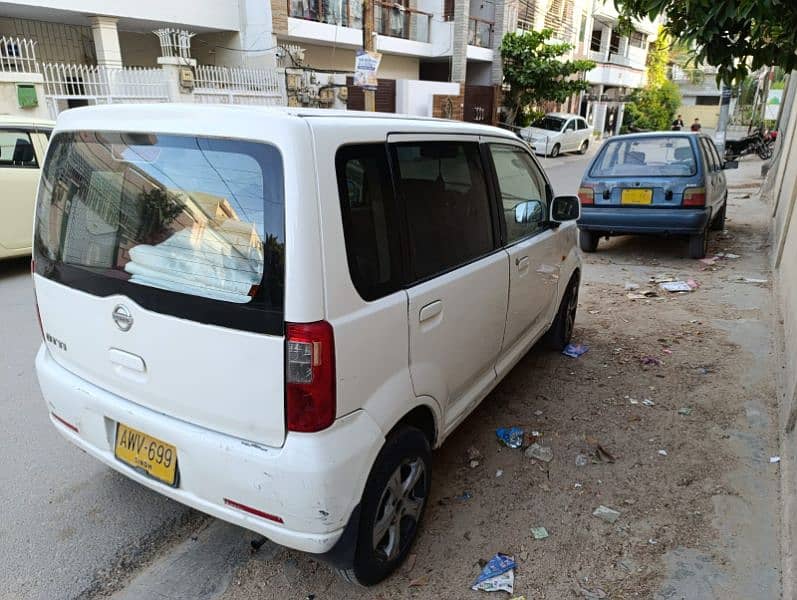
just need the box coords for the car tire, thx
[711,200,727,231]
[579,229,599,252]
[549,143,561,158]
[544,273,580,351]
[688,225,709,259]
[578,140,589,155]
[337,426,431,586]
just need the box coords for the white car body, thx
[521,112,592,157]
[0,115,53,260]
[33,104,581,582]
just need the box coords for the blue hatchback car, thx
[577,132,737,258]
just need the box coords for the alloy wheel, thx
[372,457,427,562]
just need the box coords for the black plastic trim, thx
[315,503,361,570]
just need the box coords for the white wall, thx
[0,0,240,31]
[396,79,460,116]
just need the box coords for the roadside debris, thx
[737,276,768,284]
[408,574,429,587]
[471,554,516,593]
[575,453,589,467]
[641,356,663,366]
[624,281,640,290]
[659,280,698,293]
[578,587,607,599]
[496,469,504,477]
[699,256,720,266]
[592,505,621,523]
[525,443,554,462]
[642,398,656,407]
[626,289,658,300]
[770,456,781,464]
[531,526,549,540]
[467,446,482,468]
[563,343,589,358]
[658,449,668,457]
[678,407,693,416]
[496,427,525,449]
[455,491,473,502]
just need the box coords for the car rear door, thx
[0,127,41,251]
[389,134,508,433]
[700,137,726,209]
[485,140,560,376]
[33,130,288,447]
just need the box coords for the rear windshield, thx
[590,136,697,177]
[34,131,285,334]
[531,117,565,131]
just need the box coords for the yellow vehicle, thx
[0,115,53,260]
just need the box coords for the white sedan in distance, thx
[520,112,592,158]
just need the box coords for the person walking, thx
[672,114,685,130]
[690,118,702,132]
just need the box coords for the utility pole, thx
[363,0,375,112]
[715,83,732,157]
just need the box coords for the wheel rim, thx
[551,145,560,157]
[563,283,578,340]
[580,141,587,153]
[372,457,427,562]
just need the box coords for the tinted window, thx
[577,118,589,130]
[704,138,723,170]
[336,144,401,300]
[489,144,548,243]
[532,116,566,131]
[699,138,717,171]
[0,130,37,168]
[564,120,576,131]
[590,136,697,177]
[34,131,284,334]
[393,141,494,280]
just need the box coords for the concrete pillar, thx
[599,25,611,59]
[157,57,197,103]
[451,0,470,83]
[491,0,515,85]
[618,35,629,58]
[90,16,123,68]
[239,0,276,68]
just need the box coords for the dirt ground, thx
[219,160,781,600]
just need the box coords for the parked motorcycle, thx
[724,127,774,161]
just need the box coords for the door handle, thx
[419,300,443,323]
[515,256,530,270]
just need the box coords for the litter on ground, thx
[525,443,554,462]
[678,407,693,416]
[496,427,525,449]
[770,456,781,464]
[471,553,516,593]
[531,526,549,540]
[658,449,668,456]
[592,505,621,523]
[659,280,697,293]
[563,343,589,358]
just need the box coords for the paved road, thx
[0,258,190,600]
[0,149,596,600]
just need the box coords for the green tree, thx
[617,0,797,83]
[500,29,595,126]
[645,27,669,88]
[622,81,682,132]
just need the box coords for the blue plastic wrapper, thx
[471,553,516,592]
[496,427,524,449]
[562,343,589,358]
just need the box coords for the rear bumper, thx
[35,345,383,556]
[578,206,711,235]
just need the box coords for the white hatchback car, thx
[33,105,582,584]
[520,112,592,158]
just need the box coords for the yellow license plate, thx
[621,189,653,205]
[114,423,178,486]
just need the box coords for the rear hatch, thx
[585,135,697,207]
[33,130,286,447]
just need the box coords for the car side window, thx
[699,138,718,171]
[564,119,576,132]
[489,144,548,244]
[0,130,38,168]
[392,141,495,281]
[706,138,723,170]
[336,144,402,300]
[577,118,589,130]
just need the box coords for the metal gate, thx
[193,65,286,105]
[464,85,495,124]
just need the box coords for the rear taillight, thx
[31,259,44,340]
[578,186,594,205]
[285,321,335,433]
[683,187,706,207]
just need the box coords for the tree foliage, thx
[617,0,797,83]
[622,81,682,132]
[500,29,595,125]
[645,27,669,88]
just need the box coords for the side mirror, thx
[723,160,738,170]
[515,200,544,224]
[550,195,581,222]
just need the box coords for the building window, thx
[629,31,647,49]
[696,96,720,106]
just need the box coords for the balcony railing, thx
[288,0,363,29]
[374,2,431,43]
[468,16,494,48]
[288,1,430,42]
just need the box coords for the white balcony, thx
[586,62,645,88]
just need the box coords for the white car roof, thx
[545,112,582,119]
[0,114,55,128]
[52,104,518,141]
